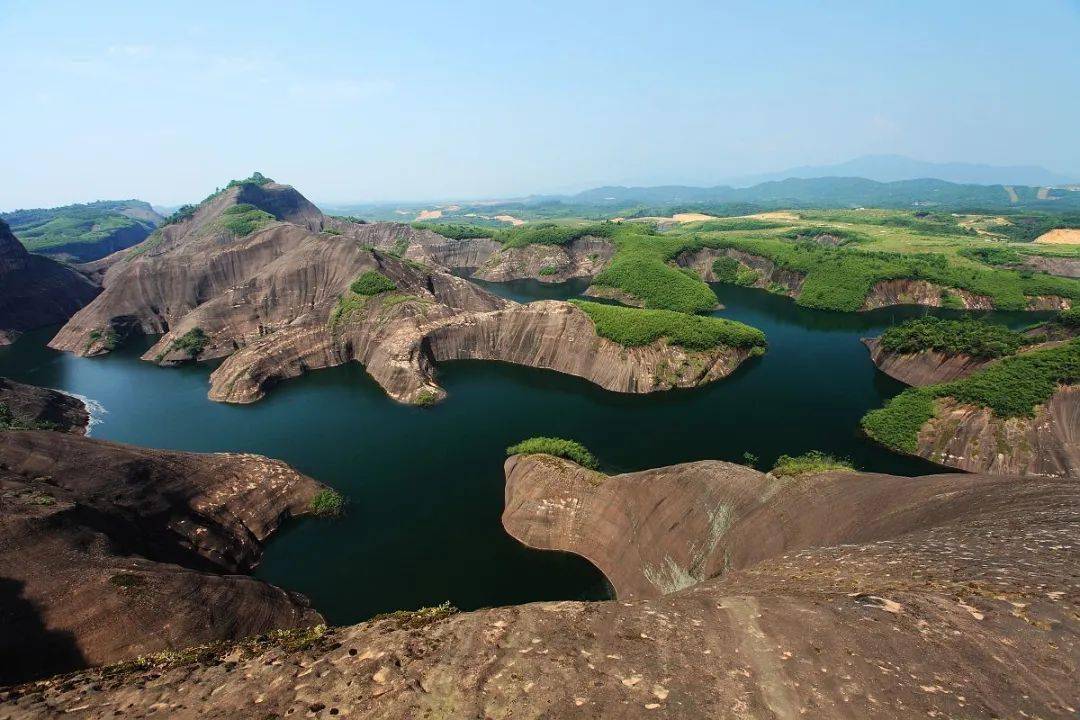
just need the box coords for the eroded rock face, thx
[862,279,994,310]
[209,298,754,405]
[8,465,1077,719]
[861,337,998,386]
[503,455,1075,598]
[473,236,615,283]
[0,220,100,346]
[0,378,89,433]
[1020,254,1080,278]
[0,431,325,682]
[677,247,805,298]
[915,389,1079,478]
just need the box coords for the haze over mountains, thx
[724,154,1079,188]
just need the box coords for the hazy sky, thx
[2,0,1079,208]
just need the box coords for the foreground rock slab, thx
[0,378,89,433]
[0,430,325,683]
[4,461,1076,718]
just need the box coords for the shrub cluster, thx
[219,203,275,237]
[571,300,765,351]
[350,270,397,295]
[505,437,598,469]
[770,451,855,477]
[308,489,345,517]
[170,327,209,357]
[878,317,1028,359]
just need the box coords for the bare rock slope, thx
[0,378,89,433]
[0,220,99,346]
[6,457,1077,719]
[0,430,325,683]
[472,236,615,283]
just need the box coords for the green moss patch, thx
[350,270,397,295]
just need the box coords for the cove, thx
[0,281,1053,625]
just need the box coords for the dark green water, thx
[0,280,1051,624]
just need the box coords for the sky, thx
[1,0,1079,209]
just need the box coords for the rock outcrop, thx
[472,236,615,283]
[0,378,89,433]
[677,247,805,298]
[0,430,325,683]
[862,337,998,386]
[914,388,1079,478]
[0,220,99,346]
[861,279,994,310]
[209,298,755,405]
[1021,254,1080,279]
[7,460,1077,719]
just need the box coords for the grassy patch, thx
[351,270,397,295]
[497,222,617,249]
[878,317,1029,359]
[770,451,855,477]
[308,489,344,517]
[862,339,1080,452]
[218,203,275,237]
[370,601,457,629]
[506,437,598,469]
[571,299,765,351]
[539,265,559,276]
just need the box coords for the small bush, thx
[308,489,344,517]
[771,451,855,477]
[170,327,209,357]
[506,437,598,469]
[350,270,397,296]
[539,265,559,276]
[1057,307,1080,328]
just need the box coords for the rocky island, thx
[862,315,1080,477]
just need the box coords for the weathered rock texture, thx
[0,379,89,434]
[864,332,1079,477]
[1020,254,1080,279]
[209,298,753,405]
[861,279,994,311]
[677,247,805,299]
[0,220,99,346]
[473,236,615,283]
[862,337,998,386]
[0,431,325,683]
[915,388,1079,478]
[6,461,1077,719]
[49,183,754,405]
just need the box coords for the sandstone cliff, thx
[0,431,326,683]
[861,337,998,386]
[0,378,89,433]
[0,220,99,346]
[6,460,1077,719]
[472,236,615,283]
[209,298,754,405]
[914,389,1079,478]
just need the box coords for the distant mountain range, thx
[564,176,1080,211]
[724,154,1078,188]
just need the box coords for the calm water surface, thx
[0,279,1051,623]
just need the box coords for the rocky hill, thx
[0,427,327,684]
[4,454,1076,718]
[0,219,99,346]
[1,200,162,262]
[49,179,761,405]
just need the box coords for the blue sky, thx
[1,0,1078,208]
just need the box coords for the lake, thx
[0,280,1050,623]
